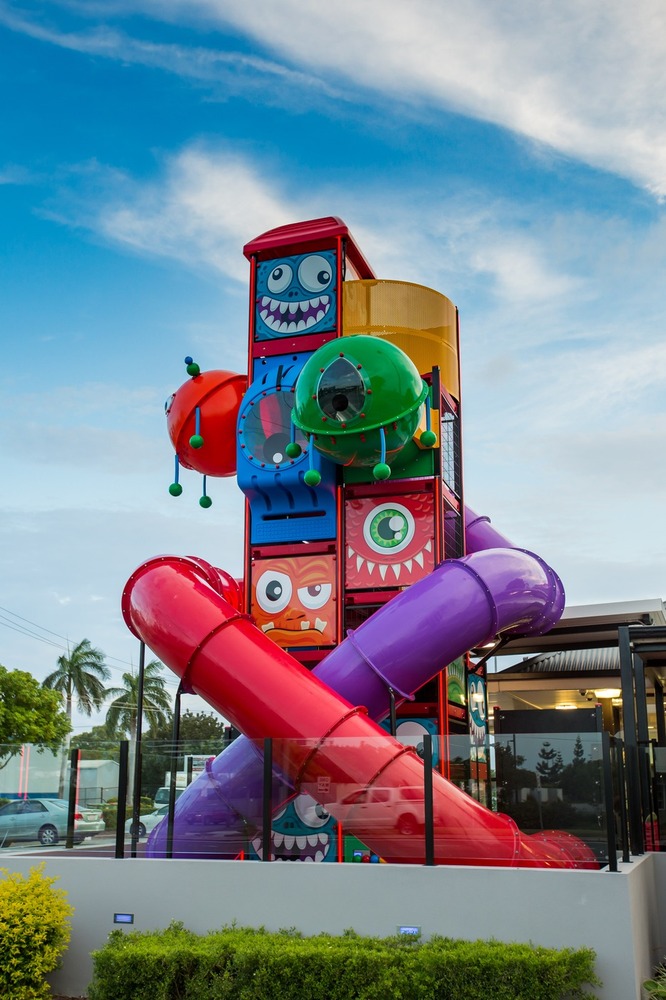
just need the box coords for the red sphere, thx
[166,370,246,477]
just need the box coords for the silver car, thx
[0,797,105,847]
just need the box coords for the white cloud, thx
[89,149,296,283]
[6,0,666,192]
[119,0,666,197]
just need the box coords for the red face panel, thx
[345,493,435,589]
[251,555,337,649]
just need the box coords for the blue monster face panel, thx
[249,792,338,862]
[255,250,337,340]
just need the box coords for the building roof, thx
[496,598,666,656]
[499,646,620,676]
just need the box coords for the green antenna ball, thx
[420,429,437,448]
[285,441,302,459]
[186,362,201,377]
[189,434,204,449]
[168,482,183,497]
[199,495,213,508]
[303,468,321,487]
[373,462,391,481]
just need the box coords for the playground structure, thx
[122,217,597,869]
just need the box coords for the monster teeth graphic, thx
[300,621,310,630]
[314,617,327,632]
[350,547,430,581]
[260,294,331,332]
[261,623,275,632]
[253,829,331,862]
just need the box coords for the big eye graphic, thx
[164,393,175,415]
[267,263,293,294]
[317,357,365,422]
[396,720,437,762]
[363,502,415,556]
[255,570,293,613]
[240,391,307,467]
[293,793,330,828]
[298,254,333,293]
[297,582,332,610]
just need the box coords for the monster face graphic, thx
[468,674,487,745]
[255,251,337,340]
[249,793,336,862]
[345,494,435,588]
[251,554,337,648]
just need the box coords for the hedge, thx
[88,923,599,1000]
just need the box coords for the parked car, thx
[339,786,424,836]
[125,803,169,839]
[0,798,105,847]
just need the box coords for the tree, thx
[0,665,71,765]
[536,741,565,786]
[148,709,230,749]
[42,639,111,724]
[104,660,172,803]
[104,661,172,742]
[141,710,236,797]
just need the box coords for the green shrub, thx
[102,796,153,830]
[0,864,74,1000]
[88,922,599,1000]
[645,962,666,998]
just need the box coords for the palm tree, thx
[42,639,111,724]
[104,660,172,743]
[42,638,111,797]
[104,660,173,803]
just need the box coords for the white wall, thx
[4,854,665,1000]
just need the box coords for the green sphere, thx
[189,433,204,449]
[285,441,302,459]
[292,335,428,468]
[372,462,391,481]
[186,362,201,377]
[168,482,183,497]
[303,468,321,487]
[420,429,437,448]
[199,495,213,508]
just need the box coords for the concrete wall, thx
[4,854,665,1000]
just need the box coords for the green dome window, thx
[317,357,366,423]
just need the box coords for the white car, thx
[125,803,169,839]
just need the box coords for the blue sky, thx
[1,0,665,732]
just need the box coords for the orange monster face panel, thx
[251,555,337,649]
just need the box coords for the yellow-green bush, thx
[0,865,74,1000]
